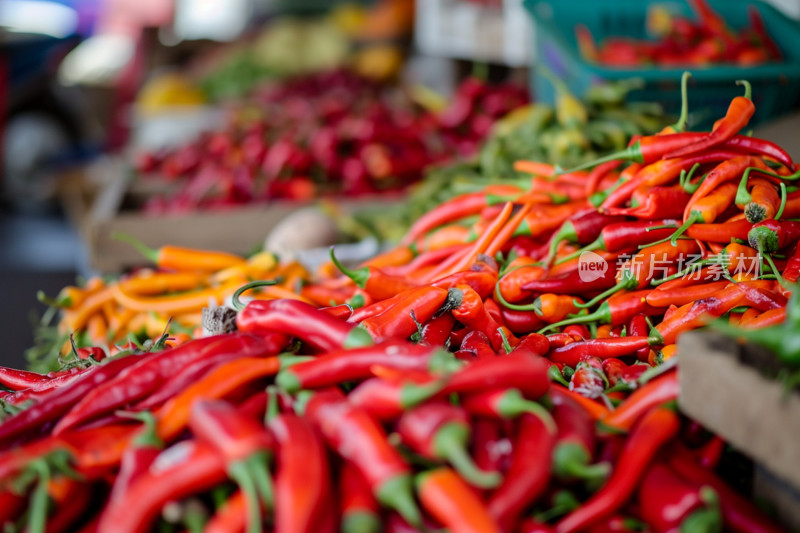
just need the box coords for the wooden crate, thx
[58,159,404,273]
[678,331,800,529]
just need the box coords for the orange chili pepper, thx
[115,233,245,272]
[536,294,581,323]
[63,287,115,332]
[497,259,544,304]
[111,278,244,315]
[360,246,415,270]
[417,467,500,533]
[156,356,281,441]
[117,271,208,296]
[600,371,679,432]
[739,307,786,329]
[551,386,610,421]
[745,178,781,223]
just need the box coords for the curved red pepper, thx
[360,286,449,341]
[556,407,680,532]
[340,462,381,533]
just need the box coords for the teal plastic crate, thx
[524,0,800,128]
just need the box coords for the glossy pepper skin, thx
[237,299,373,352]
[340,461,381,533]
[269,413,331,533]
[360,286,449,341]
[54,335,268,434]
[0,352,152,448]
[305,389,423,527]
[488,413,556,530]
[417,467,501,533]
[551,392,609,482]
[637,462,720,533]
[275,341,439,393]
[396,402,501,489]
[556,407,680,533]
[449,285,514,351]
[97,440,228,533]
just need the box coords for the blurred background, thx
[3,0,800,363]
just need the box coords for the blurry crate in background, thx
[415,0,532,67]
[526,0,800,128]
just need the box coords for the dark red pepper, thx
[549,336,655,367]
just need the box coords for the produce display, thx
[135,71,529,213]
[27,243,310,373]
[3,77,796,532]
[576,0,781,67]
[395,78,669,239]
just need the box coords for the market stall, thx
[3,0,800,531]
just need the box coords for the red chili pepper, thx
[75,346,106,362]
[0,367,81,392]
[605,185,690,220]
[449,285,515,351]
[109,412,163,505]
[668,446,784,533]
[488,413,556,530]
[548,336,654,367]
[665,82,755,161]
[275,341,441,393]
[97,440,227,533]
[189,400,274,533]
[349,292,404,323]
[305,388,422,527]
[546,210,626,264]
[638,462,720,533]
[697,435,726,469]
[269,413,331,533]
[551,391,609,483]
[54,335,268,434]
[655,284,747,345]
[510,332,550,356]
[401,189,520,246]
[784,245,800,282]
[459,330,497,359]
[416,467,501,533]
[601,358,648,387]
[749,218,800,254]
[569,361,607,401]
[540,290,656,334]
[646,280,730,308]
[601,370,679,432]
[441,352,550,398]
[519,264,618,296]
[204,491,248,533]
[419,313,455,347]
[396,401,501,488]
[347,375,444,422]
[320,303,354,320]
[685,219,754,243]
[340,461,381,533]
[0,352,151,447]
[360,286,449,341]
[556,407,680,533]
[237,299,373,351]
[556,219,680,265]
[330,248,419,300]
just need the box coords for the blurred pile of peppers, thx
[368,77,669,242]
[3,75,795,533]
[577,0,782,67]
[135,70,529,214]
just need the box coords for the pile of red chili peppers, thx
[577,0,781,67]
[1,76,797,532]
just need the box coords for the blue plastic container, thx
[525,0,800,127]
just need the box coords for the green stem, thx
[434,423,502,489]
[762,252,790,290]
[231,280,279,311]
[776,183,788,220]
[735,167,757,205]
[229,462,264,533]
[573,280,628,309]
[736,79,752,100]
[680,163,703,193]
[330,248,368,289]
[558,142,643,174]
[493,284,542,313]
[27,461,51,533]
[112,232,160,263]
[547,365,570,387]
[554,239,603,266]
[670,213,702,246]
[671,71,692,132]
[497,328,513,354]
[538,302,610,334]
[266,386,279,422]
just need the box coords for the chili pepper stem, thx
[231,280,280,311]
[345,326,375,348]
[775,182,788,219]
[554,239,603,266]
[342,511,382,533]
[498,389,557,434]
[228,453,274,533]
[494,283,542,313]
[112,231,160,263]
[574,281,627,310]
[548,366,570,387]
[671,71,692,132]
[376,474,422,528]
[552,443,611,482]
[433,423,502,489]
[330,248,368,288]
[670,214,701,246]
[26,460,51,533]
[680,487,722,533]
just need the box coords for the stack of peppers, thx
[0,74,796,532]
